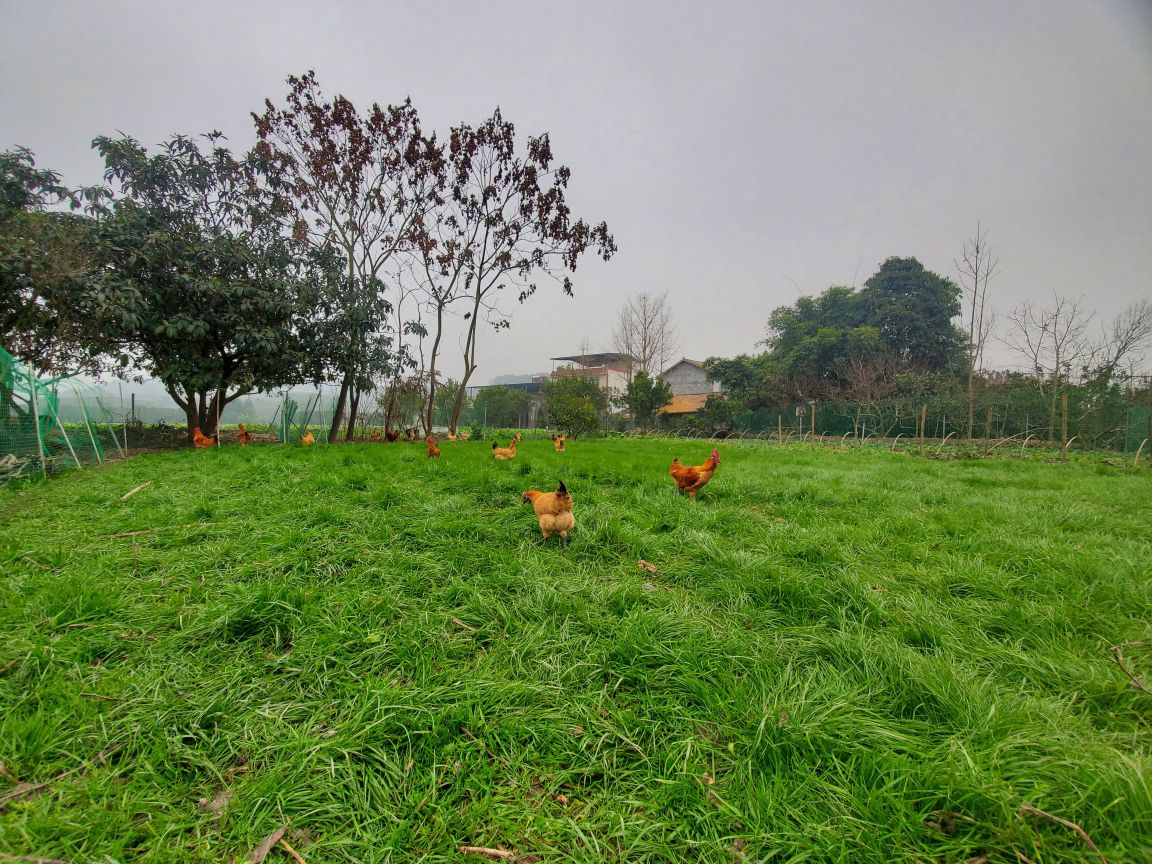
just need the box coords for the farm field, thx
[1,439,1150,863]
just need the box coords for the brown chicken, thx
[460,432,471,441]
[406,428,416,441]
[446,430,458,442]
[236,423,252,446]
[426,435,441,458]
[192,427,216,449]
[385,428,400,443]
[552,433,566,452]
[370,430,382,442]
[492,439,518,460]
[669,449,720,499]
[522,481,575,541]
[300,430,315,446]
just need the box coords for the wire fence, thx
[6,354,1151,483]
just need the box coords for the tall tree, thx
[858,257,965,372]
[622,370,672,426]
[431,109,616,432]
[543,375,607,437]
[612,291,679,376]
[82,133,318,441]
[253,72,443,443]
[473,385,531,426]
[0,148,99,376]
[955,224,999,438]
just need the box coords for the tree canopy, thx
[543,376,607,436]
[81,133,322,438]
[622,370,672,426]
[473,385,531,427]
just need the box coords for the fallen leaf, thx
[637,559,657,573]
[197,788,231,814]
[701,772,715,785]
[247,826,288,862]
[642,582,657,592]
[570,725,584,737]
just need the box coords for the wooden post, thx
[810,403,816,439]
[777,415,782,441]
[130,392,136,423]
[919,404,927,442]
[1061,392,1069,445]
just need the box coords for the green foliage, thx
[859,257,965,371]
[81,133,324,437]
[696,393,743,430]
[0,148,100,376]
[473,385,531,427]
[1,441,1150,861]
[622,371,672,426]
[543,375,607,435]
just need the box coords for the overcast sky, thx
[3,0,1150,385]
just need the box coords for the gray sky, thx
[3,0,1150,384]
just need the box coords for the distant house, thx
[550,353,636,409]
[658,358,723,418]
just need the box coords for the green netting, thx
[1,345,122,481]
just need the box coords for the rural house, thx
[658,358,723,417]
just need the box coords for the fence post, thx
[810,402,816,439]
[27,368,47,478]
[1061,392,1069,445]
[777,415,782,441]
[920,404,927,443]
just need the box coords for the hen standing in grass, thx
[426,436,441,458]
[236,423,252,446]
[300,430,315,446]
[192,427,216,449]
[492,439,517,460]
[669,450,720,499]
[552,433,566,452]
[522,481,575,541]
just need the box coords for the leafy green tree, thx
[623,370,672,426]
[0,148,100,376]
[696,393,743,431]
[858,257,964,371]
[473,385,531,427]
[543,376,607,436]
[82,133,321,441]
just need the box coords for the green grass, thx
[1,439,1150,863]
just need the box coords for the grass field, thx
[1,439,1150,863]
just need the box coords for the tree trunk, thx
[966,368,975,441]
[329,370,352,444]
[424,301,446,435]
[345,384,361,442]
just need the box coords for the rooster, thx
[522,481,574,542]
[192,427,216,449]
[669,450,720,499]
[300,430,315,446]
[552,433,566,452]
[236,423,252,446]
[492,439,518,460]
[426,435,441,458]
[385,428,400,443]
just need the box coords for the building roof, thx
[660,358,707,376]
[551,352,636,367]
[659,393,711,415]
